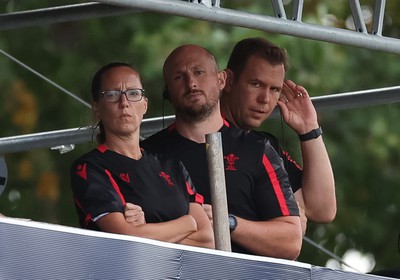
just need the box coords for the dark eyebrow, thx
[103,88,120,91]
[248,78,262,83]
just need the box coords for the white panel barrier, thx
[0,218,394,280]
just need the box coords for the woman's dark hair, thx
[91,62,134,102]
[227,37,289,81]
[91,62,136,143]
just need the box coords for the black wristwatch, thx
[298,127,323,142]
[228,214,237,233]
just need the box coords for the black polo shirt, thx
[71,144,202,230]
[141,120,299,254]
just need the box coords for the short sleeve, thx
[280,150,303,193]
[70,160,125,227]
[179,161,204,205]
[252,130,303,193]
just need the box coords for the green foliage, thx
[1,0,400,273]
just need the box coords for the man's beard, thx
[175,98,219,123]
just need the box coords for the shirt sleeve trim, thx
[261,154,290,216]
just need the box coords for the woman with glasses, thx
[70,62,214,249]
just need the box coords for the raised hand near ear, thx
[277,80,319,135]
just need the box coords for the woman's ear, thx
[143,97,148,115]
[92,102,100,119]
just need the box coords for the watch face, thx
[229,215,237,230]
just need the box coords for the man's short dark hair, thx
[227,37,288,80]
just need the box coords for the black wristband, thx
[298,127,323,142]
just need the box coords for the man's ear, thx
[218,69,228,91]
[223,68,234,92]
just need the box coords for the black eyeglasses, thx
[101,89,145,103]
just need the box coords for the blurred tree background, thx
[0,0,399,274]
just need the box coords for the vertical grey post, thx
[205,132,231,252]
[0,155,8,197]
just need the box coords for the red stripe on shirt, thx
[223,118,230,127]
[74,195,93,225]
[168,123,177,132]
[262,154,290,216]
[186,181,204,204]
[282,150,303,170]
[104,169,126,206]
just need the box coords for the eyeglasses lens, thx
[102,89,144,103]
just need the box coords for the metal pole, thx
[0,2,139,31]
[0,48,91,109]
[269,85,400,118]
[349,0,368,34]
[0,115,175,154]
[206,132,231,252]
[271,0,287,19]
[0,127,97,154]
[371,0,386,35]
[0,156,7,197]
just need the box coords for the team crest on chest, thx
[120,173,130,183]
[159,171,175,186]
[224,153,239,171]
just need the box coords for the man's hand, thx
[124,203,146,226]
[203,204,213,226]
[277,80,319,134]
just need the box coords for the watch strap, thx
[298,127,323,142]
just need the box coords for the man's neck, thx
[175,109,224,143]
[220,102,245,131]
[220,101,233,124]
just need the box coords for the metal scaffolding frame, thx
[1,1,399,273]
[1,0,399,53]
[94,0,399,54]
